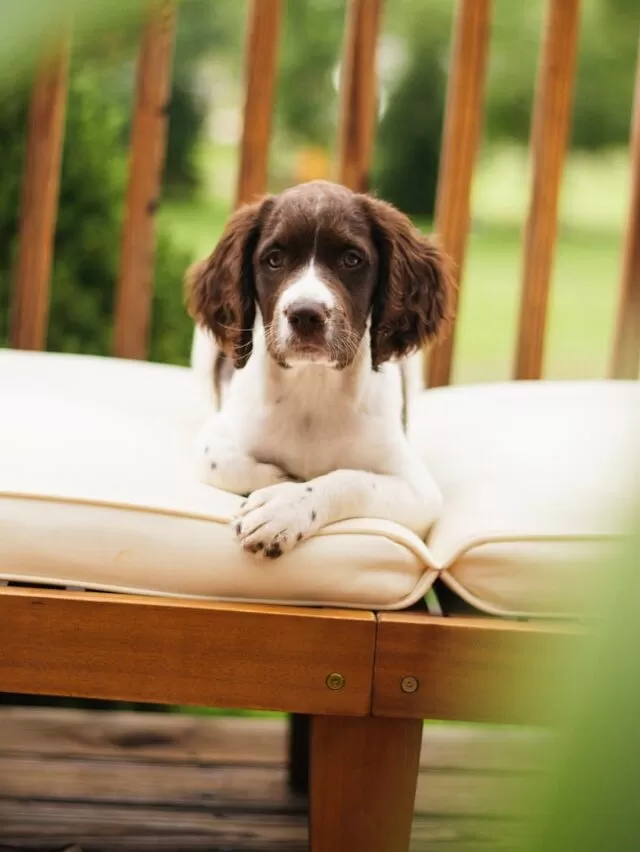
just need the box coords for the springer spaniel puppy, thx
[187,180,452,559]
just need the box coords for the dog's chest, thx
[232,371,386,480]
[248,391,365,480]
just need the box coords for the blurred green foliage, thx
[276,0,344,147]
[165,0,243,191]
[521,531,640,852]
[373,19,448,217]
[0,64,193,364]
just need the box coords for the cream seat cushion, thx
[1,349,637,617]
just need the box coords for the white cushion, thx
[1,349,637,616]
[409,380,639,616]
[0,350,435,610]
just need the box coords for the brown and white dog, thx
[187,180,452,558]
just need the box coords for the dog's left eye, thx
[342,250,363,268]
[265,249,285,269]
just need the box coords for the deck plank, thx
[0,708,546,851]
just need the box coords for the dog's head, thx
[186,180,453,369]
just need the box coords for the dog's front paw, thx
[232,482,322,558]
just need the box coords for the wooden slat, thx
[514,0,581,380]
[0,746,538,820]
[337,0,383,192]
[113,1,176,360]
[1,757,300,811]
[0,709,288,765]
[0,708,550,772]
[0,805,526,852]
[0,805,308,852]
[10,42,70,351]
[425,0,492,388]
[0,588,375,716]
[235,0,283,207]
[372,613,581,725]
[611,39,640,379]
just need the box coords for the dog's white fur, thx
[192,315,442,557]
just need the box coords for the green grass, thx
[160,143,629,384]
[453,224,620,383]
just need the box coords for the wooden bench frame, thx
[2,2,639,850]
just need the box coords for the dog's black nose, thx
[285,299,328,335]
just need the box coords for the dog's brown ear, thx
[360,195,454,368]
[185,196,274,368]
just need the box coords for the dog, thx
[187,180,452,559]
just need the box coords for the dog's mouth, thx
[276,339,335,367]
[265,309,363,369]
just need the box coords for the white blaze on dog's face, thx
[273,261,337,365]
[187,179,452,371]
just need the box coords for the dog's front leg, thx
[233,460,442,558]
[195,414,292,496]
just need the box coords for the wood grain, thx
[337,0,383,192]
[235,0,282,206]
[310,715,423,852]
[0,709,543,851]
[113,1,176,360]
[0,708,550,772]
[0,708,550,773]
[0,806,525,852]
[514,0,581,380]
[426,0,492,389]
[611,39,640,379]
[0,708,288,764]
[0,746,538,820]
[372,613,581,724]
[10,41,70,351]
[0,588,375,716]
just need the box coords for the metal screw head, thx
[401,675,419,694]
[326,672,345,691]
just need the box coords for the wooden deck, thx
[0,708,548,851]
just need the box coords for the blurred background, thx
[0,0,638,383]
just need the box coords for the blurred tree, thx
[0,65,193,364]
[372,30,446,217]
[276,0,345,146]
[572,0,640,149]
[370,1,450,216]
[165,0,244,192]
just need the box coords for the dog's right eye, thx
[265,249,285,270]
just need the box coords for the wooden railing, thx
[113,1,177,361]
[425,0,491,388]
[10,43,70,352]
[8,0,640,383]
[513,0,581,381]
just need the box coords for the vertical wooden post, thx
[235,0,283,207]
[513,0,581,380]
[425,0,492,389]
[310,715,423,852]
[113,1,176,361]
[610,40,640,380]
[337,0,383,193]
[10,42,70,351]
